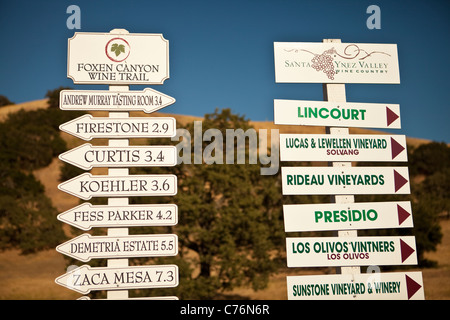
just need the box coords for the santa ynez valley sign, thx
[68,32,169,84]
[274,42,400,84]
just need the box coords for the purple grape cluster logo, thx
[285,44,391,80]
[310,48,336,80]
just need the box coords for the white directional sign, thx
[59,143,177,170]
[274,42,400,84]
[60,88,176,114]
[274,99,401,129]
[287,271,424,300]
[58,173,177,200]
[60,115,176,141]
[280,134,407,162]
[284,201,413,232]
[58,203,178,230]
[281,166,410,195]
[55,264,179,294]
[286,236,417,267]
[57,233,178,262]
[68,32,169,85]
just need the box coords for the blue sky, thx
[0,0,449,143]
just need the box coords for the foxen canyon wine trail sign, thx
[56,29,179,300]
[67,32,169,85]
[274,39,424,300]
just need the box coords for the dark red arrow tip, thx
[400,239,415,263]
[406,274,422,299]
[391,137,405,160]
[394,169,408,192]
[386,106,399,127]
[397,204,411,225]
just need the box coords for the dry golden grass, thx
[0,99,49,121]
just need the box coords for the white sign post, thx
[57,233,178,262]
[281,166,410,195]
[274,38,422,300]
[56,264,179,294]
[283,201,413,232]
[59,115,176,140]
[280,134,407,162]
[58,173,177,200]
[58,203,178,230]
[59,144,177,170]
[57,29,179,300]
[274,99,401,129]
[60,88,176,113]
[67,32,169,85]
[287,271,424,300]
[286,236,417,267]
[274,42,400,84]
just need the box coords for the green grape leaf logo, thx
[105,37,130,62]
[111,43,125,57]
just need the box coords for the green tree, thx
[129,109,284,299]
[409,142,450,176]
[45,86,72,109]
[0,95,14,107]
[0,103,80,254]
[0,162,65,253]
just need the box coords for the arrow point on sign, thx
[400,239,415,263]
[394,169,408,192]
[386,106,399,127]
[58,173,92,200]
[55,265,91,294]
[397,204,411,226]
[57,234,91,262]
[59,143,92,170]
[391,137,405,160]
[406,274,422,299]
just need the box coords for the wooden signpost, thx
[274,39,423,300]
[56,29,179,300]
